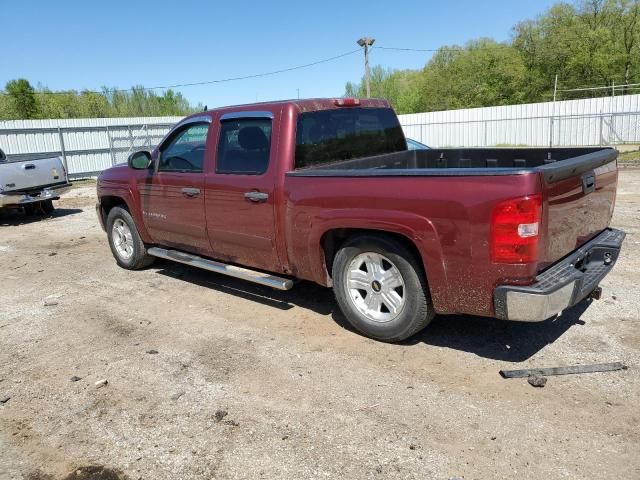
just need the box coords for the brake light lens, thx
[334,98,360,106]
[490,194,542,263]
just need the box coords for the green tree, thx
[419,39,528,111]
[5,79,39,119]
[0,81,198,120]
[346,66,424,113]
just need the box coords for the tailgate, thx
[540,155,618,269]
[0,156,66,192]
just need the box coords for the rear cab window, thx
[294,107,406,169]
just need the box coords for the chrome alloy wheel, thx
[111,218,134,260]
[345,252,406,323]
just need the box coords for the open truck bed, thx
[287,147,616,179]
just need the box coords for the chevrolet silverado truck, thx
[0,147,71,214]
[96,98,625,342]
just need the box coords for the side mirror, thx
[0,148,6,162]
[128,150,152,170]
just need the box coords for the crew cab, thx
[0,148,71,214]
[96,98,625,342]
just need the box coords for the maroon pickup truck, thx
[96,98,625,342]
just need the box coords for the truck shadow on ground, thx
[405,301,590,362]
[0,207,83,226]
[156,261,589,363]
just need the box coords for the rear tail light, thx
[490,194,542,263]
[334,98,360,106]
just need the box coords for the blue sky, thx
[1,0,558,108]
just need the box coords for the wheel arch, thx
[97,188,152,243]
[321,228,426,282]
[309,212,450,314]
[99,195,130,224]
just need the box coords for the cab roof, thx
[184,98,392,122]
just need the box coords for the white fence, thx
[1,94,639,177]
[0,116,182,177]
[398,94,640,148]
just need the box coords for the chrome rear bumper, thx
[494,228,625,321]
[0,183,72,208]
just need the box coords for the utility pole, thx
[357,37,375,98]
[550,74,558,148]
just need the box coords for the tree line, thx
[346,0,640,113]
[0,80,199,120]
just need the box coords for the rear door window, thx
[216,118,272,175]
[294,107,406,169]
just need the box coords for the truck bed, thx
[285,145,619,316]
[287,147,617,181]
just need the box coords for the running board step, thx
[147,247,294,291]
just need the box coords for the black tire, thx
[41,200,55,215]
[106,206,155,270]
[332,235,434,342]
[23,204,37,216]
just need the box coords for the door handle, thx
[244,191,269,203]
[181,187,201,198]
[23,164,36,170]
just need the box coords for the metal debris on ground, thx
[0,396,10,404]
[500,362,627,379]
[528,374,547,388]
[95,379,108,388]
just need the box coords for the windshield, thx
[294,107,406,169]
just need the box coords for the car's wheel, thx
[41,200,55,215]
[332,235,434,342]
[106,206,155,270]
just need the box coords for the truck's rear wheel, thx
[332,236,434,342]
[106,206,155,270]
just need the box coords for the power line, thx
[0,48,361,97]
[375,45,511,52]
[557,82,640,93]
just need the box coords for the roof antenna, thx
[203,105,208,112]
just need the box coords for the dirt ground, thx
[1,170,639,480]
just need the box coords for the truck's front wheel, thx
[332,236,434,342]
[106,206,155,270]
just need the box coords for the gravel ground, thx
[1,172,639,480]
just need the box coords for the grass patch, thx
[617,150,640,162]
